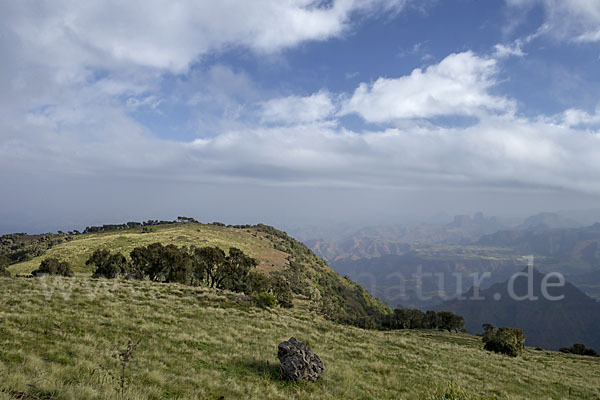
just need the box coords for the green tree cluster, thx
[32,257,74,277]
[87,249,129,279]
[382,309,464,332]
[559,343,598,357]
[85,243,294,308]
[482,324,526,357]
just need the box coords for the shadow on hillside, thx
[241,359,283,381]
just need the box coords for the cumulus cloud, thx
[261,91,336,124]
[2,1,600,230]
[506,0,600,42]
[554,105,600,128]
[340,51,515,123]
[2,0,411,73]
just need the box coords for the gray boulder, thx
[277,337,323,382]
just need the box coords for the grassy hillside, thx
[5,222,390,327]
[1,277,599,399]
[7,223,289,276]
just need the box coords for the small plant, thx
[109,339,140,399]
[425,382,497,400]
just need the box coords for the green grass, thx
[8,223,289,276]
[1,277,599,400]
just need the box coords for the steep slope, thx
[5,222,390,327]
[438,268,600,351]
[1,277,599,399]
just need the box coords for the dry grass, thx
[1,277,599,399]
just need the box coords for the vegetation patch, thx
[1,277,599,399]
[482,324,525,357]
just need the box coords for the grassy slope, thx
[6,223,390,324]
[1,277,599,400]
[8,223,290,276]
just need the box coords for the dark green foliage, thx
[482,324,526,357]
[190,246,227,288]
[437,311,465,332]
[31,257,74,277]
[0,232,68,263]
[83,220,172,234]
[244,271,272,294]
[87,249,128,279]
[129,243,192,284]
[189,246,258,290]
[559,344,599,357]
[250,291,277,308]
[124,242,297,308]
[162,245,193,285]
[424,310,440,329]
[269,273,294,308]
[381,309,464,331]
[221,247,257,291]
[0,254,11,276]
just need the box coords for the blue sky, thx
[1,0,600,233]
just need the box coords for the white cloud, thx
[180,115,600,194]
[554,105,600,128]
[493,41,526,58]
[261,91,336,124]
[2,0,411,74]
[5,99,600,196]
[340,51,514,123]
[506,0,600,42]
[2,0,600,226]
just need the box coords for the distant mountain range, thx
[437,267,600,352]
[477,223,600,299]
[332,251,524,309]
[294,211,600,262]
[517,212,582,230]
[294,211,600,352]
[301,212,509,262]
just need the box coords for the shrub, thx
[32,257,74,277]
[482,324,525,357]
[250,291,277,308]
[381,309,464,331]
[0,254,11,277]
[270,274,294,308]
[220,247,257,291]
[438,311,465,332]
[87,249,128,279]
[559,344,599,357]
[129,243,192,283]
